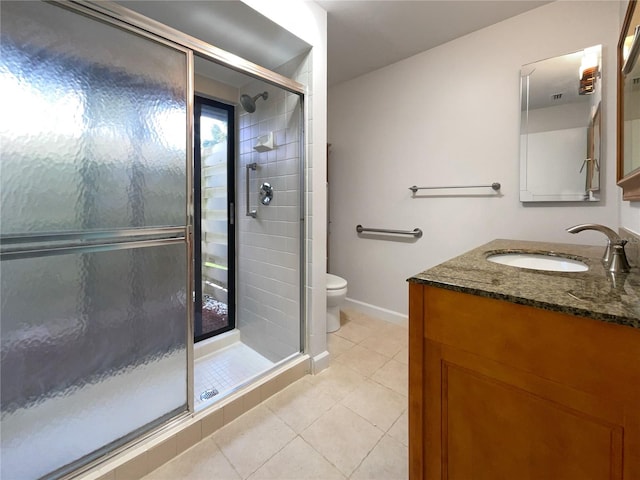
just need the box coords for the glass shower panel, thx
[236,80,303,363]
[0,1,187,235]
[0,2,190,479]
[1,244,187,479]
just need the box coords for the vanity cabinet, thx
[408,283,640,479]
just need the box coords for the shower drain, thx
[199,387,219,401]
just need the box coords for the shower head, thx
[240,91,268,113]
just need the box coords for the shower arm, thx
[246,163,257,218]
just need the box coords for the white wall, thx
[328,1,621,317]
[194,74,238,104]
[620,197,640,233]
[521,127,588,200]
[526,102,591,133]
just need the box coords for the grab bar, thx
[356,225,423,238]
[246,162,257,218]
[409,182,501,193]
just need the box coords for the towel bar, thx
[356,225,423,238]
[409,182,500,193]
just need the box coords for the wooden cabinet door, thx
[434,346,624,480]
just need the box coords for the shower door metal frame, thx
[75,1,306,95]
[58,0,310,389]
[32,1,308,477]
[1,2,196,478]
[71,1,308,356]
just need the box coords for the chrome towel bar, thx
[409,182,501,193]
[356,225,423,238]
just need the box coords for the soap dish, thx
[254,132,275,152]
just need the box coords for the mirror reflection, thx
[520,45,602,202]
[622,9,640,176]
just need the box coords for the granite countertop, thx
[408,239,640,329]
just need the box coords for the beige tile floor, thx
[142,309,408,480]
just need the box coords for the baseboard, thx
[311,350,330,374]
[344,298,408,327]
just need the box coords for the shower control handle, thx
[260,183,273,205]
[246,163,257,218]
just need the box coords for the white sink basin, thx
[486,252,588,272]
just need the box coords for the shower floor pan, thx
[194,338,273,409]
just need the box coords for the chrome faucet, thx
[566,224,631,273]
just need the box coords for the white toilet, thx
[326,273,348,333]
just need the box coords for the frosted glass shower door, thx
[0,2,191,479]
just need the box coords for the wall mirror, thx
[617,0,640,200]
[520,45,602,202]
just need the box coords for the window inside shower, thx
[194,96,235,342]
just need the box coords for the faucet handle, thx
[609,242,631,273]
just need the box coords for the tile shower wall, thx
[236,53,310,362]
[243,0,328,373]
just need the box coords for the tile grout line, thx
[211,436,244,480]
[243,432,300,479]
[339,397,405,436]
[297,433,346,480]
[346,429,389,479]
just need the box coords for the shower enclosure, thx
[0,1,307,478]
[192,56,306,407]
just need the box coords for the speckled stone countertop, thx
[408,239,640,329]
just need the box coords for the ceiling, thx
[116,1,551,89]
[116,1,311,87]
[317,0,551,86]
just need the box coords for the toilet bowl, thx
[326,273,348,333]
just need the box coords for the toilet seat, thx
[327,273,347,290]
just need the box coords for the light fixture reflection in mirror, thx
[519,45,602,202]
